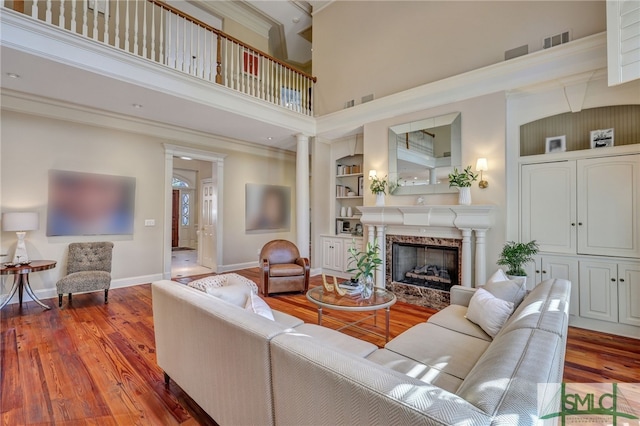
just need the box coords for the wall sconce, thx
[368,170,377,180]
[476,158,488,189]
[2,212,40,263]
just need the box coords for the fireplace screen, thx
[391,243,459,291]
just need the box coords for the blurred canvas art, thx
[47,170,136,236]
[246,184,290,232]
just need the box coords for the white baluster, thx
[82,0,87,36]
[103,0,109,44]
[46,0,52,23]
[58,0,65,29]
[124,0,129,51]
[159,6,164,64]
[133,0,138,54]
[114,0,120,48]
[142,0,147,58]
[182,17,187,72]
[150,4,156,61]
[92,0,98,40]
[70,0,76,32]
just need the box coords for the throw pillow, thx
[245,292,275,321]
[465,288,514,338]
[187,275,227,292]
[206,281,253,307]
[486,269,510,284]
[225,273,259,294]
[482,279,527,308]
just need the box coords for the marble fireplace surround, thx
[358,206,496,288]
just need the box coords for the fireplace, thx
[386,234,462,310]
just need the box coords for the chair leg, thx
[58,294,63,307]
[105,289,109,304]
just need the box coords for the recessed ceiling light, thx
[292,17,300,23]
[179,156,193,160]
[6,73,20,79]
[267,137,273,140]
[132,103,143,109]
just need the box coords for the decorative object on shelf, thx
[347,239,382,300]
[475,158,489,189]
[340,206,347,218]
[545,135,566,153]
[497,240,539,285]
[590,128,614,148]
[358,176,364,196]
[347,191,356,197]
[354,223,363,236]
[2,212,39,263]
[369,170,388,207]
[347,207,353,217]
[448,166,478,205]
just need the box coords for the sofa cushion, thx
[456,328,565,422]
[427,304,492,342]
[385,322,491,380]
[272,310,304,328]
[187,274,227,292]
[366,348,463,393]
[292,323,377,357]
[245,293,275,320]
[482,274,527,308]
[269,263,304,277]
[466,288,514,338]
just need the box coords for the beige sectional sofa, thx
[152,277,571,425]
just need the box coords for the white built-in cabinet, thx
[321,235,363,279]
[521,152,640,337]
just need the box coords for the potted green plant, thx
[448,165,478,205]
[347,240,383,299]
[370,175,388,206]
[497,240,539,284]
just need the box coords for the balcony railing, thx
[3,0,316,116]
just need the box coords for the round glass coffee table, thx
[306,286,397,342]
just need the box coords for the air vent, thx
[505,44,529,61]
[543,30,571,49]
[344,99,355,108]
[361,94,374,103]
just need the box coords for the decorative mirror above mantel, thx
[388,112,462,195]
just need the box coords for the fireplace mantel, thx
[357,205,496,287]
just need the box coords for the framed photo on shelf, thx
[590,128,614,148]
[357,176,364,196]
[545,135,566,153]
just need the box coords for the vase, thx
[347,207,353,217]
[458,187,472,205]
[360,275,374,299]
[507,275,527,288]
[340,206,347,217]
[375,193,385,207]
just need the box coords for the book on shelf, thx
[336,220,344,234]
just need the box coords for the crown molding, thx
[190,0,272,39]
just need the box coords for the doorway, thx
[165,146,225,279]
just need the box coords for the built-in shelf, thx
[336,216,362,220]
[336,196,363,199]
[336,173,364,178]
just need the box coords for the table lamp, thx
[2,212,39,263]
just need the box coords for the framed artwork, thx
[357,176,364,196]
[590,128,614,148]
[243,51,259,77]
[47,170,136,236]
[545,135,566,153]
[245,184,290,233]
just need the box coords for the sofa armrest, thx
[450,285,477,307]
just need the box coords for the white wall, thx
[0,109,297,300]
[312,1,606,115]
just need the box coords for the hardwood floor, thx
[2,269,638,424]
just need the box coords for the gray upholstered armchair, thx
[56,242,114,308]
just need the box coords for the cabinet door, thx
[332,239,344,271]
[521,162,576,253]
[322,238,341,271]
[579,261,618,323]
[523,256,542,291]
[541,256,579,317]
[577,155,640,257]
[618,263,640,327]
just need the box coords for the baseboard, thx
[310,268,323,277]
[1,273,163,306]
[218,261,258,273]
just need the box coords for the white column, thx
[367,225,375,247]
[460,228,472,287]
[474,229,487,286]
[296,134,310,258]
[376,226,386,288]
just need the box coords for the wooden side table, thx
[0,260,57,310]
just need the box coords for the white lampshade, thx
[369,170,377,179]
[476,158,488,172]
[2,212,40,232]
